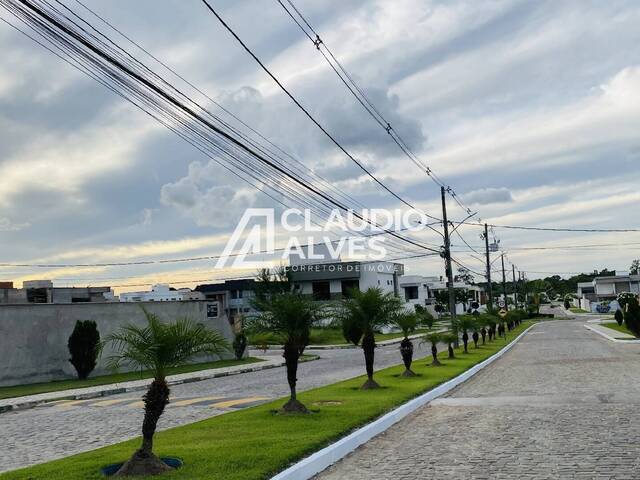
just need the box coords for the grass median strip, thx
[1,322,531,480]
[0,358,263,401]
[600,322,637,338]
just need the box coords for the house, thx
[195,279,257,329]
[577,274,640,302]
[119,284,205,303]
[287,260,404,300]
[399,275,484,315]
[0,280,116,304]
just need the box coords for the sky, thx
[0,0,639,293]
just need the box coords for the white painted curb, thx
[271,323,536,480]
[584,324,640,344]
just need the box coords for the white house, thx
[119,284,205,303]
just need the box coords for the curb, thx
[0,355,319,415]
[583,324,640,343]
[270,323,536,480]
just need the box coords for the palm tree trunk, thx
[399,337,415,377]
[282,342,308,413]
[115,378,171,476]
[361,331,379,389]
[462,331,469,353]
[431,342,441,366]
[448,343,455,359]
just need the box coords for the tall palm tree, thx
[389,310,419,377]
[339,288,404,389]
[442,332,458,359]
[104,310,229,476]
[249,292,323,413]
[455,316,476,353]
[423,331,443,366]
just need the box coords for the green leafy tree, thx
[104,310,229,476]
[414,304,435,329]
[390,311,419,377]
[249,292,323,413]
[442,332,458,359]
[617,292,637,311]
[455,317,476,353]
[68,320,100,380]
[629,259,639,275]
[339,288,404,389]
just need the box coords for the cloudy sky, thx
[1,0,639,292]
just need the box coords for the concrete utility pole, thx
[484,223,493,311]
[512,264,518,309]
[501,254,508,311]
[440,186,457,334]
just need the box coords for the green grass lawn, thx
[1,322,532,480]
[569,307,589,313]
[0,358,263,401]
[601,322,638,338]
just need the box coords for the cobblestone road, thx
[1,341,430,473]
[316,320,640,480]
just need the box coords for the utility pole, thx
[441,187,457,336]
[501,254,508,311]
[484,223,493,311]
[512,264,517,309]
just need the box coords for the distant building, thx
[578,274,640,303]
[287,261,403,300]
[195,279,257,329]
[119,284,205,303]
[0,280,115,304]
[399,274,484,315]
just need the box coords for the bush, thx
[615,309,624,326]
[624,298,640,337]
[564,299,571,309]
[232,332,248,360]
[68,320,100,380]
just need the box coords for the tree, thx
[232,332,247,360]
[629,259,640,275]
[339,288,405,389]
[68,320,100,380]
[455,317,476,353]
[617,292,637,311]
[390,311,419,377]
[249,292,322,413]
[615,309,624,326]
[423,332,443,366]
[442,332,458,359]
[104,310,229,476]
[624,297,640,337]
[414,304,435,329]
[455,289,472,312]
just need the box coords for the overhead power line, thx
[199,0,442,225]
[459,222,640,233]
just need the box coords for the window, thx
[207,303,219,318]
[312,281,331,301]
[405,286,419,301]
[341,280,359,298]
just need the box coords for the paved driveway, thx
[2,341,430,473]
[316,320,640,479]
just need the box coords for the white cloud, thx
[463,187,513,205]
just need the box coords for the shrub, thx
[564,299,571,310]
[624,298,640,337]
[68,320,100,380]
[232,332,248,360]
[615,309,624,326]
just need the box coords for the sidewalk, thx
[584,322,640,343]
[0,354,315,414]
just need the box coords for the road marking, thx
[210,397,269,409]
[170,396,223,407]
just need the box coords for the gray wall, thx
[0,301,235,387]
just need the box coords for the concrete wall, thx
[0,301,234,387]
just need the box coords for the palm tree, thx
[249,292,322,412]
[104,310,229,476]
[389,311,419,377]
[442,332,458,359]
[455,317,476,353]
[339,288,405,389]
[423,331,443,366]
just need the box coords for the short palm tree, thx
[389,310,419,377]
[339,288,405,389]
[423,331,443,366]
[104,310,229,476]
[455,316,476,353]
[249,292,322,413]
[442,332,458,359]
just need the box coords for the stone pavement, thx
[2,341,431,473]
[315,320,640,480]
